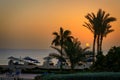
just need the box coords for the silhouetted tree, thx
[105,46,120,71]
[91,52,105,71]
[64,38,89,70]
[51,27,73,70]
[83,12,98,63]
[91,46,120,72]
[83,9,116,62]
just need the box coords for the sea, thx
[0,49,58,65]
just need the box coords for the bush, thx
[91,46,120,72]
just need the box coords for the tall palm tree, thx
[95,9,116,54]
[83,13,98,63]
[64,38,89,70]
[51,27,73,70]
[83,9,116,62]
[99,12,116,52]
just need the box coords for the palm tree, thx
[83,9,116,62]
[83,13,98,63]
[99,12,116,52]
[51,27,73,70]
[95,9,116,54]
[64,38,89,70]
[99,25,114,52]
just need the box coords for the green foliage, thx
[91,46,120,72]
[51,27,72,47]
[51,28,90,70]
[51,27,73,70]
[49,53,66,62]
[64,38,89,69]
[41,72,120,80]
[105,46,120,71]
[91,53,105,71]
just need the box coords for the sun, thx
[86,43,90,47]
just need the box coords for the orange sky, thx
[0,0,120,51]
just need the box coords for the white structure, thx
[42,56,54,68]
[55,60,69,69]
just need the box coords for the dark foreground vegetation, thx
[35,72,120,80]
[91,46,120,72]
[22,68,88,74]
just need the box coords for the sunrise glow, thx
[0,0,119,51]
[86,43,90,47]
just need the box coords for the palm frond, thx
[91,12,96,19]
[83,22,94,33]
[104,17,116,24]
[101,11,105,20]
[104,29,114,37]
[53,32,59,36]
[63,30,71,37]
[49,53,61,58]
[60,27,63,36]
[103,13,110,21]
[51,35,60,45]
[85,14,94,24]
[49,53,66,62]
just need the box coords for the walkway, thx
[0,74,39,80]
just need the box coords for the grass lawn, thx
[40,72,120,80]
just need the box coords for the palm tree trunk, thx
[97,36,98,55]
[100,35,103,54]
[93,35,96,63]
[97,35,101,56]
[60,45,63,70]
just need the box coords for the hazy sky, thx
[0,0,120,51]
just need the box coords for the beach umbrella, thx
[24,56,34,61]
[8,56,15,59]
[8,56,23,62]
[8,56,25,65]
[24,56,40,63]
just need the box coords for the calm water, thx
[0,49,58,65]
